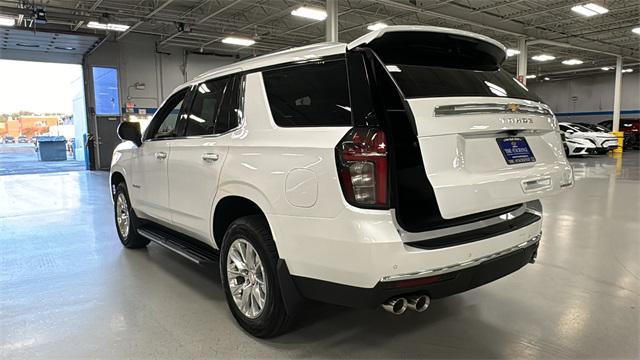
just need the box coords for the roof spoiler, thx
[347,25,506,54]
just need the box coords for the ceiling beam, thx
[72,0,104,31]
[117,0,177,40]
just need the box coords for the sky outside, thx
[0,59,83,115]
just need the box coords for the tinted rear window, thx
[389,65,540,101]
[363,31,539,101]
[262,59,352,127]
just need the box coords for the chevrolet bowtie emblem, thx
[507,103,520,112]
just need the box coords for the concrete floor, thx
[1,153,638,359]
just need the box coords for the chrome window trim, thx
[392,202,543,243]
[380,232,542,283]
[434,103,552,117]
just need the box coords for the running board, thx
[137,227,219,265]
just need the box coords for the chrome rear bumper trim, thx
[380,232,542,283]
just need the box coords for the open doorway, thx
[0,59,87,176]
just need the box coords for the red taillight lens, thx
[336,128,388,208]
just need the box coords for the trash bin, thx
[37,136,68,161]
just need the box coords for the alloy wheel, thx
[226,238,267,319]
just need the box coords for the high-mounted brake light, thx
[336,128,389,208]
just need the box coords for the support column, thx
[612,56,623,132]
[517,38,528,85]
[326,0,338,42]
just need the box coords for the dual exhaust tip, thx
[381,294,430,315]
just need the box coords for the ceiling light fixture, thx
[571,3,609,17]
[622,69,634,73]
[526,74,537,79]
[506,48,520,57]
[367,22,388,31]
[87,21,130,31]
[55,46,76,51]
[0,14,15,26]
[544,77,550,81]
[632,27,640,35]
[221,36,255,46]
[601,66,613,71]
[291,6,327,21]
[532,54,555,62]
[562,59,584,65]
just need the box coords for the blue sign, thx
[92,67,120,115]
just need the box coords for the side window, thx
[185,78,229,136]
[559,124,568,132]
[215,75,244,134]
[262,59,352,127]
[147,89,187,140]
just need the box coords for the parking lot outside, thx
[0,142,84,176]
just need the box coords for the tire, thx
[220,215,295,338]
[114,182,149,249]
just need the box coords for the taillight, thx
[336,127,388,208]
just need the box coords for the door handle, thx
[202,153,219,162]
[155,151,167,160]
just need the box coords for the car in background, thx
[563,135,595,156]
[598,119,639,150]
[17,135,28,143]
[559,122,618,154]
[577,123,610,133]
[3,136,15,144]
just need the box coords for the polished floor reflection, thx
[1,153,638,359]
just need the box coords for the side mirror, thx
[117,121,142,147]
[565,129,574,134]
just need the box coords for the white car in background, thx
[562,134,596,156]
[111,26,574,338]
[559,122,618,154]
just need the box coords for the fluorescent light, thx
[526,74,537,79]
[506,48,520,57]
[583,3,609,14]
[601,66,613,71]
[367,22,388,31]
[532,54,555,62]
[562,59,584,65]
[87,21,130,31]
[221,36,255,46]
[291,6,327,21]
[633,27,640,35]
[622,69,634,73]
[571,3,609,17]
[0,14,15,26]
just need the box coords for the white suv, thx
[111,26,573,338]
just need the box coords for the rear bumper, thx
[290,234,540,308]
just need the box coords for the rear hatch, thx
[349,26,573,220]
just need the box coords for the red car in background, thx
[598,119,640,150]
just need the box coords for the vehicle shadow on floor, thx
[119,244,520,358]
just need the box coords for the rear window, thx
[363,31,539,102]
[262,59,352,127]
[389,65,540,101]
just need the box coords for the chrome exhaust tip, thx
[381,297,408,315]
[407,294,430,313]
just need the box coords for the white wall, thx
[528,72,640,123]
[86,33,236,112]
